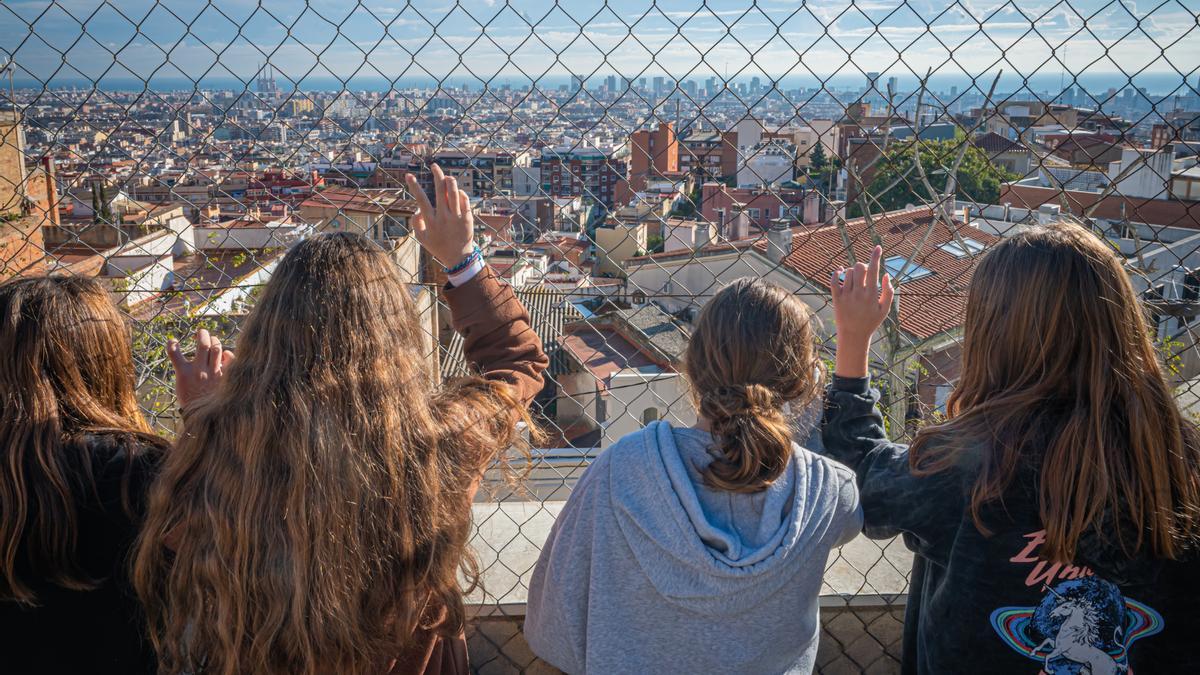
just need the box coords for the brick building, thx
[540,147,626,210]
[628,122,679,192]
[678,129,738,182]
[699,182,823,234]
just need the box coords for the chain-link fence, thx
[2,0,1199,672]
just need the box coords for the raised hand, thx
[406,163,476,268]
[167,328,234,411]
[830,245,895,378]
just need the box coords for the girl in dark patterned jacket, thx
[823,222,1200,675]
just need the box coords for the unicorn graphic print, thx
[990,577,1164,674]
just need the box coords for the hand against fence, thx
[407,163,476,268]
[831,245,895,379]
[167,328,235,411]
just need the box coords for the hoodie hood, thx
[608,420,851,616]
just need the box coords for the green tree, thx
[808,142,827,175]
[848,136,1015,217]
[646,234,664,254]
[96,184,114,224]
[669,181,702,218]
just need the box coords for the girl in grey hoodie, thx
[525,277,863,674]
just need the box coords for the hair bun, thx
[699,384,781,419]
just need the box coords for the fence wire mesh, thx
[2,0,1199,672]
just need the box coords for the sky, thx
[1,0,1198,94]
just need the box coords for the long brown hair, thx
[133,232,526,675]
[685,277,822,492]
[0,275,156,605]
[911,220,1200,563]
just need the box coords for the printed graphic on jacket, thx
[990,531,1165,674]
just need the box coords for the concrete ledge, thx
[467,603,906,674]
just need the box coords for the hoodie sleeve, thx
[524,452,610,674]
[821,376,964,558]
[831,466,864,548]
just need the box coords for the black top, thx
[822,376,1200,675]
[0,432,164,675]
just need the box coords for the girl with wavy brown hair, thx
[526,277,862,674]
[132,165,548,675]
[0,275,169,674]
[824,225,1200,674]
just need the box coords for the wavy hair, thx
[685,277,822,492]
[911,220,1200,563]
[0,275,158,605]
[133,232,527,675]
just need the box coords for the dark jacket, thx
[391,265,548,675]
[0,431,166,675]
[822,375,1200,675]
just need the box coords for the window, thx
[382,214,408,239]
[641,407,660,427]
[1185,269,1200,303]
[884,256,933,283]
[938,238,986,258]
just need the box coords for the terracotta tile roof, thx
[299,186,417,214]
[750,206,1000,340]
[972,131,1029,154]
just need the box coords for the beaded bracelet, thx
[444,245,482,275]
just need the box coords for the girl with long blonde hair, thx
[0,275,168,674]
[133,165,548,675]
[825,224,1200,674]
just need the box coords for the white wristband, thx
[447,256,485,287]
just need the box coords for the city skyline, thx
[3,0,1198,93]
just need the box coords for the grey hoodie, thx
[525,420,862,674]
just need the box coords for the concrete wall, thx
[556,370,601,430]
[593,223,646,277]
[104,254,173,307]
[602,370,695,446]
[0,216,46,279]
[194,224,294,250]
[0,115,26,217]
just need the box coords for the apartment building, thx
[540,146,627,209]
[678,129,738,182]
[628,122,680,192]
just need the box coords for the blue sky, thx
[2,0,1197,91]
